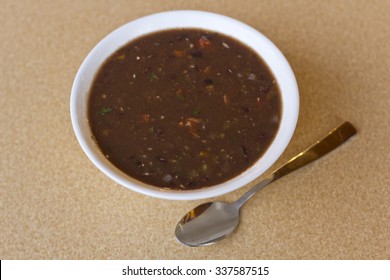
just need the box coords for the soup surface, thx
[88,29,281,190]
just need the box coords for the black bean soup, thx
[88,29,281,190]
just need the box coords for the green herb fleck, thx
[223,120,231,130]
[99,107,112,115]
[150,72,159,82]
[192,107,201,116]
[176,94,185,101]
[178,77,188,85]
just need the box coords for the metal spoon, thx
[175,122,357,247]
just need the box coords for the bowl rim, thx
[70,10,299,200]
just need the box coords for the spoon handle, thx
[233,121,357,209]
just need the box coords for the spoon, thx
[175,121,357,247]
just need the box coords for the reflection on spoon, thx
[175,122,357,247]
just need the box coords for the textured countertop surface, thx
[1,0,389,259]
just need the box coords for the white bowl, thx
[70,10,299,200]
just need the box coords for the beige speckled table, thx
[1,0,389,259]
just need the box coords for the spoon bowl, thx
[175,202,239,246]
[175,122,357,246]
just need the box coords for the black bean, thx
[202,176,209,182]
[259,84,271,93]
[187,181,196,187]
[136,160,144,168]
[241,145,248,160]
[258,133,266,141]
[176,34,187,41]
[242,106,250,113]
[169,74,177,80]
[191,51,202,58]
[143,66,152,73]
[156,156,167,163]
[154,128,162,136]
[203,79,213,85]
